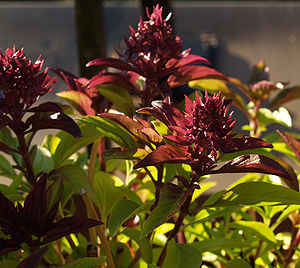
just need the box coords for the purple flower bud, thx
[0,46,56,116]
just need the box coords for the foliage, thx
[0,4,300,268]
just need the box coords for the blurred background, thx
[1,0,300,191]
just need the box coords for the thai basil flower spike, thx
[228,60,289,136]
[0,47,81,140]
[0,47,81,184]
[0,174,102,256]
[87,5,226,106]
[135,91,296,189]
[229,60,285,108]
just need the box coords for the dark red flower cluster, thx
[136,91,274,179]
[0,46,55,116]
[87,5,220,106]
[123,5,184,80]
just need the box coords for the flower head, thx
[0,46,55,116]
[136,91,274,179]
[86,5,220,106]
[123,5,184,79]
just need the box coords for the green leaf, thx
[59,257,106,267]
[93,171,124,222]
[257,107,292,130]
[192,238,245,252]
[185,207,240,229]
[271,205,300,230]
[51,125,101,168]
[272,142,299,163]
[109,241,133,266]
[210,182,300,207]
[0,260,19,268]
[0,154,16,178]
[0,184,23,201]
[226,259,252,268]
[42,135,61,156]
[152,121,170,136]
[51,165,94,201]
[0,127,18,150]
[141,183,184,238]
[98,85,135,116]
[229,221,277,246]
[32,146,53,175]
[163,239,202,268]
[78,115,137,148]
[108,199,140,237]
[122,228,153,264]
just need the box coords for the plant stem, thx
[17,132,36,185]
[88,139,101,184]
[81,189,115,268]
[156,192,194,266]
[128,249,141,268]
[56,240,65,264]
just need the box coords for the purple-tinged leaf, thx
[43,216,102,244]
[210,154,294,184]
[164,135,187,144]
[220,136,273,153]
[138,127,163,144]
[86,57,136,72]
[0,190,17,223]
[250,80,281,101]
[228,77,251,97]
[134,144,190,169]
[49,67,79,91]
[277,130,300,162]
[270,85,300,109]
[88,73,138,95]
[23,174,47,217]
[138,98,184,127]
[31,114,81,138]
[134,116,152,128]
[125,71,141,89]
[168,65,227,88]
[166,54,211,69]
[57,90,95,116]
[16,245,49,268]
[27,102,62,113]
